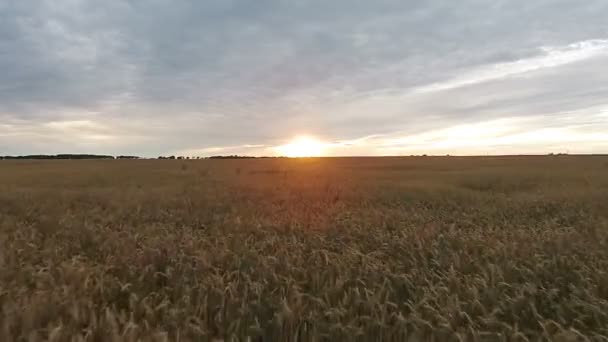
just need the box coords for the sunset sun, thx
[276,136,326,157]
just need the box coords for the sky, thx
[1,0,608,157]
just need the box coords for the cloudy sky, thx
[1,0,608,156]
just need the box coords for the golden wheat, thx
[1,156,607,341]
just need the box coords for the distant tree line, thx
[0,154,116,160]
[208,155,256,159]
[1,154,293,160]
[158,156,195,160]
[205,155,287,159]
[157,155,277,160]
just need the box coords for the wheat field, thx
[1,156,608,341]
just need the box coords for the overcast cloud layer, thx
[1,0,608,156]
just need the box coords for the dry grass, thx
[1,156,608,341]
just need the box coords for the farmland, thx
[1,156,608,341]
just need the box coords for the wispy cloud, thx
[413,39,608,94]
[321,109,608,156]
[45,120,107,131]
[176,144,267,157]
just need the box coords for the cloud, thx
[320,108,608,156]
[413,39,608,93]
[176,144,267,157]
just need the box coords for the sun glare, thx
[276,136,326,157]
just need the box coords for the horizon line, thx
[1,153,607,160]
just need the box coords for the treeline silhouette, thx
[0,154,115,160]
[209,155,256,159]
[0,154,141,160]
[1,154,284,160]
[158,155,282,159]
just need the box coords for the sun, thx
[276,136,326,157]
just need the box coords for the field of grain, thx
[1,156,608,341]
